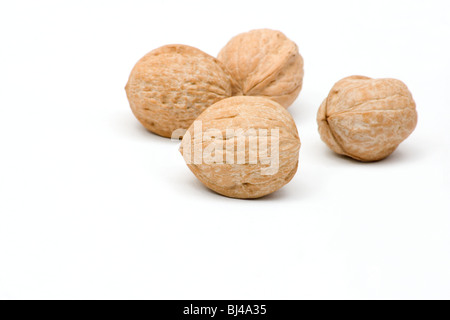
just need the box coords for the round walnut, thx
[217,29,304,108]
[317,76,418,162]
[180,96,301,199]
[125,45,232,138]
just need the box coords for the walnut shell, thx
[317,76,418,162]
[180,96,301,199]
[217,29,304,108]
[125,45,232,138]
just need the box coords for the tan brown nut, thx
[317,76,418,162]
[180,96,301,199]
[217,29,304,108]
[125,44,232,138]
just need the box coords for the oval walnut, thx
[317,76,418,162]
[180,96,301,199]
[126,45,232,138]
[218,29,304,108]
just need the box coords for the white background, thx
[0,0,449,300]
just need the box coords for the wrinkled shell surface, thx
[218,29,304,108]
[317,76,418,162]
[126,45,232,138]
[180,96,301,199]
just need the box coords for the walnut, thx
[317,76,418,161]
[217,29,304,108]
[125,45,232,138]
[180,96,301,199]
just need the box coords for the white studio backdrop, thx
[0,0,449,299]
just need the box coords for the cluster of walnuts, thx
[125,29,417,199]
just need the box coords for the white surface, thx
[0,0,449,300]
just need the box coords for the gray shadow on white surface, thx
[113,111,173,143]
[288,98,317,126]
[257,187,292,202]
[170,170,308,203]
[319,142,425,167]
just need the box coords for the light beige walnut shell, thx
[125,44,232,138]
[317,76,418,162]
[180,96,301,199]
[217,29,304,108]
